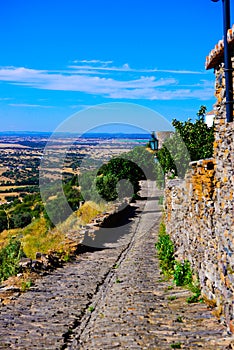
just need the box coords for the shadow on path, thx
[82,203,141,249]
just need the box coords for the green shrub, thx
[0,238,25,282]
[186,282,202,303]
[156,222,202,302]
[173,260,193,286]
[155,223,175,274]
[10,212,32,229]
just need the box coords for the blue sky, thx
[0,0,230,132]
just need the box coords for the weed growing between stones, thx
[158,196,164,205]
[88,305,95,312]
[173,260,192,286]
[175,316,183,323]
[155,222,175,276]
[62,252,71,262]
[115,278,122,283]
[170,342,182,349]
[21,279,33,292]
[167,285,174,290]
[186,283,202,304]
[155,222,202,303]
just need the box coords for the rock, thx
[35,252,42,259]
[19,258,32,270]
[31,260,43,271]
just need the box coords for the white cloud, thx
[72,59,113,65]
[68,63,205,75]
[0,64,213,101]
[0,66,176,90]
[9,103,53,108]
[108,87,214,101]
[0,97,12,101]
[122,63,130,70]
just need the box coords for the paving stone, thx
[0,181,233,349]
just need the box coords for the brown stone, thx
[229,320,234,334]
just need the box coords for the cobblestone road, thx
[0,181,233,349]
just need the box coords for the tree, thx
[156,106,214,179]
[124,146,156,180]
[10,212,32,229]
[79,170,101,202]
[31,203,44,219]
[44,196,70,227]
[63,177,82,211]
[196,105,207,120]
[0,211,8,232]
[172,108,214,162]
[96,173,118,201]
[96,157,145,202]
[78,147,155,204]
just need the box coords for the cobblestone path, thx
[0,181,233,349]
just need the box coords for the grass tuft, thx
[156,221,202,303]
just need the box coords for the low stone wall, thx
[164,118,234,331]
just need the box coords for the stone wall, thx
[164,31,234,332]
[164,155,234,330]
[156,131,174,149]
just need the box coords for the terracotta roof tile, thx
[205,24,234,70]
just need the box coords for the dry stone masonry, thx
[165,24,234,333]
